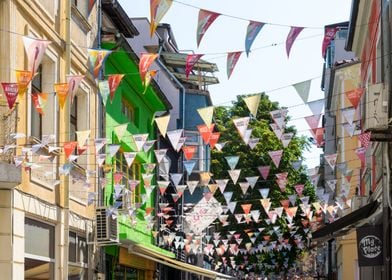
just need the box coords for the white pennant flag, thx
[113,124,128,142]
[324,153,337,170]
[243,129,252,145]
[232,117,250,138]
[341,107,357,125]
[259,188,270,199]
[167,129,183,150]
[154,149,167,163]
[176,136,186,152]
[307,99,324,116]
[343,122,356,137]
[170,173,183,187]
[270,123,283,140]
[143,140,156,153]
[216,179,230,193]
[225,156,240,170]
[270,109,288,129]
[239,182,250,195]
[108,144,120,157]
[94,138,107,154]
[132,134,149,152]
[187,181,199,195]
[228,169,241,184]
[281,133,293,148]
[248,138,259,149]
[96,154,106,167]
[123,152,137,167]
[245,176,259,189]
[228,201,237,214]
[215,142,227,151]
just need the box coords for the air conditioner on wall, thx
[95,207,119,245]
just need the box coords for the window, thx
[69,231,88,280]
[72,0,89,18]
[70,96,78,142]
[122,98,135,123]
[31,66,43,139]
[113,265,145,280]
[114,152,142,206]
[25,218,55,279]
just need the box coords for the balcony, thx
[0,101,21,188]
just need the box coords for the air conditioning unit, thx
[351,196,368,211]
[95,207,119,245]
[364,83,387,131]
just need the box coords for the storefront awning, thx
[312,199,380,241]
[128,243,235,279]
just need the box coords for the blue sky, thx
[119,0,353,167]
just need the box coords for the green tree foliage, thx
[210,93,316,277]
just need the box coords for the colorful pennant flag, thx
[108,74,124,103]
[87,49,112,79]
[66,75,84,105]
[185,54,203,79]
[54,83,69,109]
[142,70,158,94]
[1,83,19,109]
[245,21,265,57]
[209,132,220,149]
[196,9,220,47]
[286,26,304,58]
[226,51,242,79]
[22,36,51,75]
[258,166,270,180]
[322,27,338,57]
[15,70,33,99]
[183,146,197,161]
[359,132,371,150]
[139,53,158,83]
[150,0,173,37]
[324,153,337,170]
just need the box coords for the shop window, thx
[24,217,55,279]
[68,231,88,279]
[113,265,145,280]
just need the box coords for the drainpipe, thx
[382,1,391,279]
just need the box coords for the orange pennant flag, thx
[208,132,220,149]
[143,70,158,94]
[54,83,69,109]
[182,146,197,161]
[63,141,77,159]
[197,124,215,144]
[15,70,33,99]
[241,204,252,215]
[139,53,158,84]
[108,74,124,103]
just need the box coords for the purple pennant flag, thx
[286,26,304,58]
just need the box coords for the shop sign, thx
[356,226,383,266]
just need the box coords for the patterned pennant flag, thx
[322,27,338,57]
[258,166,270,180]
[324,153,337,169]
[243,94,261,118]
[150,0,173,36]
[259,188,270,199]
[281,133,293,148]
[209,132,220,149]
[293,80,311,103]
[176,137,186,152]
[228,169,241,184]
[227,51,242,79]
[268,150,283,168]
[196,9,220,47]
[1,83,19,109]
[245,176,259,189]
[132,134,149,152]
[286,26,304,58]
[66,74,84,105]
[239,182,250,195]
[326,179,337,192]
[142,70,158,94]
[123,152,137,167]
[54,83,69,109]
[154,149,167,163]
[232,117,250,138]
[183,146,197,161]
[108,74,124,103]
[245,21,265,57]
[167,129,183,150]
[15,70,33,98]
[155,114,170,136]
[98,80,110,106]
[185,54,203,79]
[225,156,240,170]
[139,53,158,84]
[197,106,214,129]
[216,179,229,193]
[359,132,371,149]
[345,88,364,109]
[32,92,46,115]
[22,36,51,75]
[183,160,196,174]
[187,180,199,195]
[87,49,112,79]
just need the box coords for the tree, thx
[209,93,316,278]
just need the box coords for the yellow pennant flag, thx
[15,70,33,99]
[197,106,214,128]
[114,123,129,142]
[143,70,158,94]
[54,83,69,109]
[154,114,170,136]
[75,130,91,148]
[243,93,261,117]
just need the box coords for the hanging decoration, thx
[226,51,242,79]
[185,54,203,79]
[196,9,221,47]
[150,0,173,37]
[22,36,51,76]
[286,26,304,58]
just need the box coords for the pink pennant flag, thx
[359,132,371,150]
[322,27,338,57]
[294,184,304,196]
[268,150,283,168]
[226,51,242,79]
[185,54,203,79]
[286,26,304,58]
[258,166,270,180]
[22,36,51,75]
[196,9,220,47]
[1,83,19,109]
[66,75,84,105]
[305,114,321,136]
[355,147,366,166]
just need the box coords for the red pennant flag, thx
[31,93,44,115]
[196,9,220,47]
[241,204,252,215]
[63,141,77,159]
[280,199,290,209]
[185,54,203,79]
[315,128,325,147]
[227,51,242,79]
[209,132,220,149]
[139,53,158,83]
[182,146,197,161]
[1,83,19,109]
[322,27,338,57]
[286,26,304,58]
[197,124,214,144]
[108,74,124,103]
[345,88,364,108]
[359,132,371,150]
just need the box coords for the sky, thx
[119,0,353,167]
